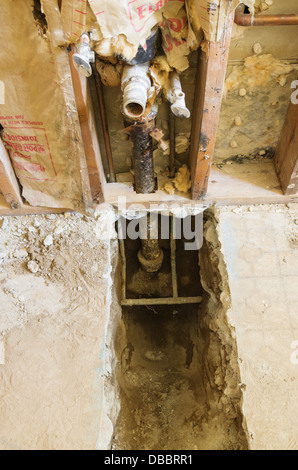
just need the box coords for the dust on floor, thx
[0,211,119,450]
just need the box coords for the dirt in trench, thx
[113,304,248,451]
[113,217,249,450]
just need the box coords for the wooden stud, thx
[69,48,106,204]
[189,13,234,200]
[274,101,298,195]
[0,139,23,209]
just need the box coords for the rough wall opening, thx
[32,0,48,38]
[112,211,249,450]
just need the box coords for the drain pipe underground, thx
[122,63,157,194]
[138,214,164,273]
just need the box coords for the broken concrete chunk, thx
[43,235,53,247]
[27,260,39,274]
[34,219,41,228]
[54,225,64,236]
[13,249,28,258]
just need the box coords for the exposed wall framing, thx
[189,13,234,200]
[274,101,298,195]
[0,3,297,217]
[69,48,106,204]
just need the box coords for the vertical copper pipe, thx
[170,110,176,178]
[92,65,116,182]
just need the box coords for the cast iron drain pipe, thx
[138,214,164,273]
[234,13,298,26]
[121,62,157,194]
[128,117,156,194]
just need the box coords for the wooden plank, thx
[69,48,106,204]
[0,140,23,209]
[274,101,298,195]
[0,194,68,216]
[1,161,297,216]
[189,13,234,200]
[206,162,298,205]
[104,162,298,208]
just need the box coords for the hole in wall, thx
[112,212,249,450]
[32,0,48,38]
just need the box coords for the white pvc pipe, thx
[169,72,190,119]
[121,63,151,120]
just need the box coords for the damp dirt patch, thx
[113,212,249,450]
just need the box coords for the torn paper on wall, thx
[0,0,89,210]
[61,0,201,72]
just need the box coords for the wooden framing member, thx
[0,139,23,209]
[274,101,298,195]
[69,48,106,204]
[189,13,234,200]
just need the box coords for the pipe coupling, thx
[122,63,151,120]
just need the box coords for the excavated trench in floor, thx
[112,213,249,451]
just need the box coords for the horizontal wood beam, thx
[274,101,298,195]
[190,13,234,200]
[0,139,23,209]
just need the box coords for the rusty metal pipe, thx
[129,119,156,194]
[138,214,164,273]
[234,13,298,27]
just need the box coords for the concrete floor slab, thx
[217,203,298,450]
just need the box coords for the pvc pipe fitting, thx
[169,72,190,119]
[121,63,151,120]
[72,33,95,78]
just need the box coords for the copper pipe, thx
[170,109,176,178]
[235,14,298,27]
[92,64,116,182]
